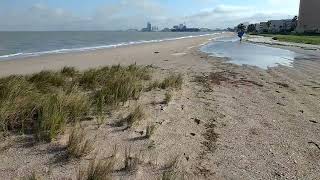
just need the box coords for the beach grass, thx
[160,74,183,89]
[77,156,115,180]
[0,64,151,141]
[67,125,94,158]
[147,74,183,91]
[145,125,156,139]
[262,34,320,45]
[164,91,173,105]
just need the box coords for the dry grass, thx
[123,147,139,172]
[115,106,144,129]
[160,157,178,180]
[161,170,177,180]
[35,91,91,141]
[145,125,156,139]
[164,91,173,105]
[125,106,144,129]
[147,74,183,91]
[160,74,183,90]
[61,66,78,77]
[22,172,40,180]
[0,64,151,142]
[77,156,115,180]
[67,125,94,159]
[28,71,66,93]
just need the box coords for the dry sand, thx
[0,32,320,179]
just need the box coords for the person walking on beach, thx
[237,23,246,42]
[238,31,245,42]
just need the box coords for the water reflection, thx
[201,37,300,69]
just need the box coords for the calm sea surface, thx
[201,36,303,69]
[0,31,215,60]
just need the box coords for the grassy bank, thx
[0,65,151,141]
[0,65,183,142]
[262,34,320,45]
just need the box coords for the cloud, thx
[0,0,299,31]
[0,3,92,31]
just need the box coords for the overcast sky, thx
[0,0,300,31]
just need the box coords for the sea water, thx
[201,37,301,69]
[0,31,217,60]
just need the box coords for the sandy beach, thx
[0,32,320,179]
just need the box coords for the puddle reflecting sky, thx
[201,37,301,69]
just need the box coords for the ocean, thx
[0,31,215,60]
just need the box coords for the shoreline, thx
[0,33,231,77]
[0,32,220,62]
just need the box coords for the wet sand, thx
[0,32,320,179]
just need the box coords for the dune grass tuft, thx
[145,125,156,139]
[123,147,139,172]
[22,172,40,180]
[164,91,173,105]
[161,157,178,180]
[77,156,115,180]
[125,106,144,129]
[28,71,66,93]
[160,74,183,90]
[67,125,94,159]
[147,74,183,91]
[0,64,151,142]
[61,66,78,77]
[161,170,176,180]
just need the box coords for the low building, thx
[255,23,261,32]
[268,19,294,33]
[259,22,268,33]
[161,28,171,32]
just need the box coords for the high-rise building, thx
[147,22,152,32]
[297,0,320,33]
[141,22,152,32]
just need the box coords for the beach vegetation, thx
[23,172,41,180]
[123,147,139,172]
[262,34,320,45]
[161,157,178,180]
[28,71,66,93]
[160,74,183,90]
[77,156,115,180]
[67,125,94,159]
[145,125,156,139]
[164,91,173,105]
[61,66,78,77]
[115,106,144,129]
[147,74,183,91]
[0,64,150,141]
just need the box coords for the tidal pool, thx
[201,37,300,69]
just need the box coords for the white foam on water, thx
[0,32,222,61]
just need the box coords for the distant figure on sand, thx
[237,23,246,42]
[238,31,245,42]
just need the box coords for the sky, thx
[0,0,300,31]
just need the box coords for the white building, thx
[258,22,268,33]
[255,23,261,32]
[268,19,294,33]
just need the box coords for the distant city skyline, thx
[0,0,299,31]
